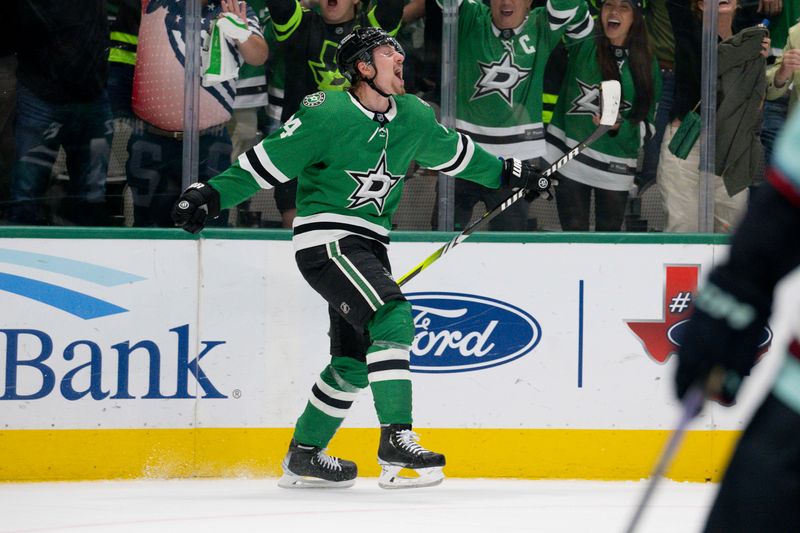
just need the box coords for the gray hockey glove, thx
[171,182,221,234]
[501,158,557,200]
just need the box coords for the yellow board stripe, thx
[0,428,740,482]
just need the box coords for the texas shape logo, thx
[626,264,772,364]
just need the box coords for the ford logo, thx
[667,319,773,349]
[407,292,541,373]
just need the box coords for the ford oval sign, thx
[407,292,541,373]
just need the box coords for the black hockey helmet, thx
[336,27,405,83]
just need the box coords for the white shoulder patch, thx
[302,92,326,107]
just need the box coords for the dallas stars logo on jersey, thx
[471,53,531,107]
[345,151,402,214]
[569,79,632,117]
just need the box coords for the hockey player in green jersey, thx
[546,0,660,231]
[171,27,555,489]
[436,0,594,230]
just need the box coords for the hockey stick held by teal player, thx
[622,386,704,533]
[397,80,622,287]
[622,365,734,533]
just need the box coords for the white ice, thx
[0,478,716,533]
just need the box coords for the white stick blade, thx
[599,80,622,126]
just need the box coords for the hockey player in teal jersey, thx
[672,103,800,533]
[436,0,594,230]
[546,0,660,231]
[172,27,555,489]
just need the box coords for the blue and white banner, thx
[0,238,791,431]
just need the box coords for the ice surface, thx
[0,478,715,533]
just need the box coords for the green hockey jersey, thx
[546,38,661,191]
[448,0,594,160]
[210,90,503,249]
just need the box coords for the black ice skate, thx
[277,439,357,489]
[377,424,446,489]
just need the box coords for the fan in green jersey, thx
[171,26,553,489]
[546,0,660,231]
[433,0,594,231]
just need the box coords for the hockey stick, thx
[397,80,622,287]
[622,386,705,533]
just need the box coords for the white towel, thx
[202,13,251,86]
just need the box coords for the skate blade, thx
[377,464,444,489]
[277,472,356,489]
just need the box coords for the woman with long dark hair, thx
[545,0,660,231]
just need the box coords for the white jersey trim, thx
[315,378,360,402]
[456,120,544,137]
[237,151,273,190]
[426,133,475,175]
[309,393,350,418]
[546,125,636,191]
[367,369,412,383]
[566,13,594,39]
[292,212,391,251]
[347,93,398,122]
[479,138,546,160]
[548,4,578,29]
[366,348,410,365]
[254,142,290,183]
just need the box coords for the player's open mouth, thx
[394,67,403,81]
[327,0,338,8]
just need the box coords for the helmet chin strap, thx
[365,65,392,98]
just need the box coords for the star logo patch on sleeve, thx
[302,92,326,107]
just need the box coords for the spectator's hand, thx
[218,1,252,43]
[758,0,782,16]
[501,158,557,200]
[674,269,771,407]
[775,48,800,87]
[221,0,248,20]
[171,182,221,234]
[761,36,771,58]
[593,113,621,131]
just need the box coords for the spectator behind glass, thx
[432,0,594,231]
[127,0,267,227]
[261,7,286,136]
[107,0,141,120]
[729,0,794,168]
[264,0,403,228]
[546,0,660,231]
[767,19,800,106]
[11,0,112,226]
[764,21,800,156]
[634,0,674,195]
[659,0,769,233]
[228,0,270,160]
